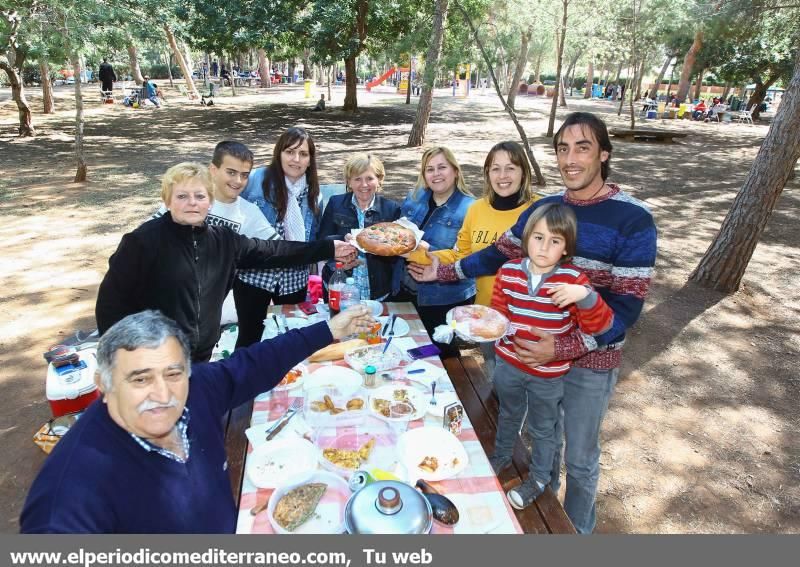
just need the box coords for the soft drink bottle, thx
[328,262,346,316]
[340,277,361,311]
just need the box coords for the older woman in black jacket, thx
[318,153,403,301]
[96,162,355,361]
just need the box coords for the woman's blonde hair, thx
[414,146,470,198]
[521,203,578,261]
[483,141,534,206]
[161,162,214,205]
[344,153,385,191]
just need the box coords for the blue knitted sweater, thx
[451,185,657,369]
[20,323,332,533]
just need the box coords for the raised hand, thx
[548,283,590,308]
[333,240,358,263]
[327,304,376,339]
[408,251,440,282]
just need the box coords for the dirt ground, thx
[1,82,797,534]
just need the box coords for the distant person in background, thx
[98,58,116,94]
[142,76,161,108]
[220,66,231,86]
[211,60,218,77]
[312,94,326,112]
[692,99,707,120]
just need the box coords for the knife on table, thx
[271,314,281,334]
[281,314,290,334]
[265,409,298,441]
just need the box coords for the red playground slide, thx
[366,67,397,91]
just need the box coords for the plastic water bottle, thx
[328,262,346,316]
[340,277,361,312]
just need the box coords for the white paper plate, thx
[266,471,350,534]
[261,317,309,340]
[246,438,318,488]
[304,366,363,396]
[398,426,469,481]
[425,391,460,417]
[367,384,428,422]
[377,316,409,338]
[273,363,308,391]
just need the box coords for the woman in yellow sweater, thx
[408,141,539,372]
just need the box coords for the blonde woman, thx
[318,153,403,300]
[397,147,476,357]
[412,141,540,371]
[96,162,352,361]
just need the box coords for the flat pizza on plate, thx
[356,222,417,256]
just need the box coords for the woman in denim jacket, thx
[318,153,403,301]
[398,147,476,357]
[235,127,324,348]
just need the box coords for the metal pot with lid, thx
[344,480,433,534]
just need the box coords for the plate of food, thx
[304,366,363,396]
[266,471,350,534]
[344,342,406,373]
[367,384,427,422]
[398,426,469,481]
[273,363,308,391]
[303,386,367,427]
[353,221,418,256]
[313,416,397,479]
[446,305,510,343]
[246,438,318,489]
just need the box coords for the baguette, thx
[308,339,368,362]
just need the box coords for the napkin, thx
[245,415,311,449]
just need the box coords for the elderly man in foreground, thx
[21,307,374,533]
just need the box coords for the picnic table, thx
[609,127,688,143]
[224,302,574,534]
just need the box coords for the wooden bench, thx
[609,127,688,143]
[443,356,576,534]
[224,399,253,504]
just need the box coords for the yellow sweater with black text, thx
[432,197,535,306]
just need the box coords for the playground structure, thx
[366,66,410,93]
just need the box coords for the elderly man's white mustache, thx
[138,397,179,414]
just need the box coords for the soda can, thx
[348,470,375,492]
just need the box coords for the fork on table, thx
[264,398,303,440]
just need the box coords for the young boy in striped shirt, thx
[490,203,614,510]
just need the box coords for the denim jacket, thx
[401,188,476,306]
[241,166,322,242]
[318,193,403,299]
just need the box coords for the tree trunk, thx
[547,0,569,137]
[720,81,732,103]
[635,55,647,99]
[165,52,174,87]
[653,54,672,98]
[327,66,332,101]
[601,61,611,90]
[689,50,800,293]
[693,69,704,101]
[534,51,543,83]
[408,0,449,145]
[452,3,545,184]
[507,26,531,110]
[676,29,703,102]
[584,59,594,98]
[612,60,624,94]
[126,38,145,85]
[163,25,199,98]
[303,50,311,79]
[40,59,54,114]
[71,53,87,182]
[257,49,270,88]
[343,56,358,111]
[559,75,568,107]
[748,76,779,120]
[181,41,193,78]
[0,60,34,136]
[227,52,238,96]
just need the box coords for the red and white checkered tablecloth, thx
[235,302,522,534]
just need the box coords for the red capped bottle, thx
[328,262,346,316]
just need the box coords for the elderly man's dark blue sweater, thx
[20,322,332,533]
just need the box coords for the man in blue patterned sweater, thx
[409,112,657,533]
